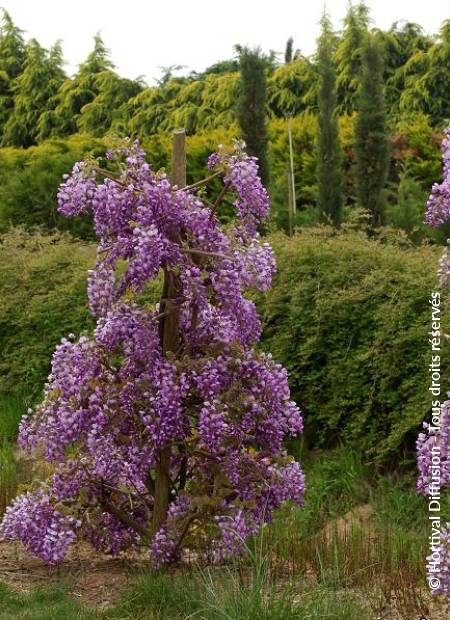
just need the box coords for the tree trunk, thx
[151,129,186,534]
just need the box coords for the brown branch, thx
[152,310,170,321]
[180,171,221,192]
[101,499,151,540]
[181,248,229,261]
[172,513,197,556]
[92,478,153,511]
[203,198,216,210]
[192,449,217,460]
[92,166,127,187]
[211,181,231,217]
[97,245,113,254]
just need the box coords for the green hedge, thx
[0,115,443,241]
[258,227,447,465]
[0,227,445,465]
[0,229,95,399]
[0,131,234,240]
[0,135,107,238]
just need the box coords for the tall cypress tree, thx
[354,34,390,227]
[236,46,269,185]
[285,37,294,64]
[317,12,343,225]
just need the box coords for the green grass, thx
[0,574,373,620]
[106,571,201,619]
[0,583,98,620]
[297,446,372,530]
[0,393,35,515]
[0,442,21,515]
[0,393,27,443]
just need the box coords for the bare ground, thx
[0,540,146,609]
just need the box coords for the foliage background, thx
[0,8,448,241]
[0,5,449,466]
[0,226,444,465]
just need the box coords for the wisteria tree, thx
[0,134,305,566]
[417,127,450,599]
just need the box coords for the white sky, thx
[2,0,449,85]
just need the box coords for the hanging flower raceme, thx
[0,139,304,567]
[418,126,450,602]
[425,129,450,228]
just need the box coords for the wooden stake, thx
[287,166,294,237]
[287,115,296,217]
[171,128,186,187]
[152,128,186,534]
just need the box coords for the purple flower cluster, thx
[57,162,96,217]
[87,262,115,317]
[417,399,450,495]
[0,491,78,563]
[216,510,254,558]
[238,238,276,292]
[199,400,229,452]
[208,142,269,235]
[419,126,450,603]
[425,128,450,227]
[1,140,304,567]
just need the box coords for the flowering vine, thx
[418,127,450,600]
[0,140,305,566]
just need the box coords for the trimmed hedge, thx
[258,227,447,465]
[0,229,161,402]
[0,227,445,465]
[0,229,95,399]
[0,135,108,238]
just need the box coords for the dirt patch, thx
[321,503,374,539]
[0,540,147,607]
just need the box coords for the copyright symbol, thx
[428,576,440,590]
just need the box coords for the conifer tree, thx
[317,12,343,225]
[236,46,269,185]
[336,2,369,114]
[38,34,115,139]
[400,20,450,124]
[375,21,431,110]
[77,72,143,137]
[2,39,65,147]
[0,10,25,135]
[354,34,390,226]
[285,37,294,64]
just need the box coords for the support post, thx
[171,128,186,187]
[152,128,186,534]
[287,115,296,218]
[287,167,294,237]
